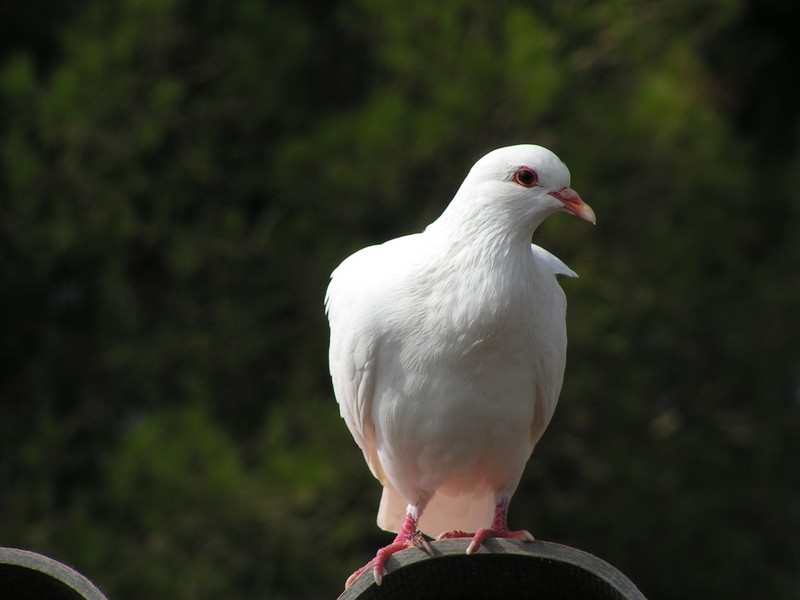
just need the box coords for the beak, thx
[549,187,596,224]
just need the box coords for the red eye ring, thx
[513,167,538,188]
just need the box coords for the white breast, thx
[362,240,568,535]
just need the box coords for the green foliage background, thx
[1,0,798,598]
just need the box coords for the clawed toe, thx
[436,529,471,540]
[345,524,434,588]
[466,527,535,554]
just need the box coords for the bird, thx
[325,144,595,587]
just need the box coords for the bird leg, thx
[437,498,534,554]
[345,510,433,588]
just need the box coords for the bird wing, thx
[530,243,578,278]
[528,243,576,445]
[325,246,385,484]
[325,235,421,487]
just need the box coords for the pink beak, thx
[549,188,596,224]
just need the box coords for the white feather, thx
[326,145,587,537]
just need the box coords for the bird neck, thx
[424,216,535,278]
[426,197,542,263]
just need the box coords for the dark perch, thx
[0,547,108,600]
[338,539,647,600]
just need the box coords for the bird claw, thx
[466,527,535,554]
[345,529,433,588]
[343,558,385,588]
[436,529,471,540]
[345,564,369,589]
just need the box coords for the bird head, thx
[434,145,595,241]
[472,144,595,224]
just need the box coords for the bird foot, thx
[345,529,433,588]
[436,527,534,554]
[465,526,535,554]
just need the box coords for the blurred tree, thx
[0,0,798,598]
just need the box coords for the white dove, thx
[325,144,595,587]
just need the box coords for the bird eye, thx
[513,167,538,188]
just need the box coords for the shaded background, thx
[1,0,799,598]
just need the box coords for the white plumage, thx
[326,144,594,584]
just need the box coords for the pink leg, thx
[437,498,534,554]
[345,511,433,588]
